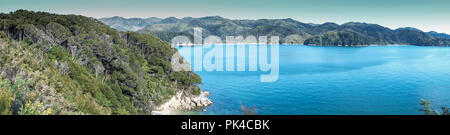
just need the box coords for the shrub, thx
[420,99,449,115]
[18,101,53,115]
[0,86,14,115]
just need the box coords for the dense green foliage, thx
[303,30,371,46]
[0,10,202,114]
[137,31,195,43]
[98,16,450,46]
[427,31,450,39]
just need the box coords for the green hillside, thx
[128,16,450,46]
[0,10,201,115]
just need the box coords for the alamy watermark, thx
[171,28,279,82]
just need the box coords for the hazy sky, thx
[1,0,449,33]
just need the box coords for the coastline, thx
[175,43,418,47]
[151,90,212,115]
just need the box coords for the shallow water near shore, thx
[177,45,450,115]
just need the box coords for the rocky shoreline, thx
[151,90,212,115]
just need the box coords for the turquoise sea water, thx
[177,45,450,115]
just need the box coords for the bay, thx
[177,45,450,115]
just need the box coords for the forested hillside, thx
[105,16,450,46]
[0,10,203,115]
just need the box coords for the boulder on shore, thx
[151,90,212,115]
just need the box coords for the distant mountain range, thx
[100,16,450,46]
[427,31,450,39]
[99,16,162,31]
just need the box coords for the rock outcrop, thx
[151,90,212,115]
[24,24,55,45]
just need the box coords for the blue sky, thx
[1,0,449,33]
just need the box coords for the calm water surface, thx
[177,45,450,115]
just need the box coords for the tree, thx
[94,62,104,80]
[419,99,449,115]
[59,62,69,75]
[54,60,69,75]
[69,45,79,61]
